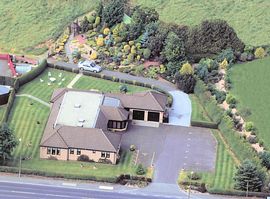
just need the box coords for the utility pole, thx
[246,180,249,198]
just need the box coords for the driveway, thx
[121,125,216,184]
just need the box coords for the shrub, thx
[245,122,255,131]
[119,84,128,93]
[219,58,228,70]
[127,53,134,63]
[175,73,196,94]
[214,90,226,104]
[96,37,104,47]
[259,151,270,170]
[143,48,151,59]
[77,155,90,162]
[136,164,146,175]
[179,62,193,75]
[103,28,110,35]
[254,47,266,59]
[48,156,58,160]
[216,48,235,64]
[90,51,98,60]
[226,94,237,105]
[94,16,101,27]
[247,136,258,144]
[239,52,248,62]
[98,158,112,164]
[188,172,201,180]
[131,46,136,54]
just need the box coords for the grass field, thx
[18,68,76,102]
[133,0,270,46]
[73,75,148,93]
[230,57,270,148]
[0,105,7,122]
[0,0,98,55]
[190,94,211,122]
[201,130,236,190]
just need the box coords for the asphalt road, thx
[0,181,188,199]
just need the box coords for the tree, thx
[162,32,186,63]
[259,151,270,170]
[216,48,235,64]
[175,72,196,94]
[136,164,146,175]
[80,16,90,33]
[0,123,18,163]
[195,63,209,81]
[186,20,245,55]
[102,0,126,27]
[234,159,265,192]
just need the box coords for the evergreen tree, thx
[0,123,18,163]
[175,62,196,93]
[102,0,126,28]
[162,32,186,63]
[80,16,90,33]
[234,159,265,192]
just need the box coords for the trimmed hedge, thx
[0,165,152,184]
[191,120,218,129]
[0,89,16,124]
[208,188,269,198]
[18,59,47,86]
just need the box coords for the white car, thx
[78,60,102,73]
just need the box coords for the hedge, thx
[208,188,269,198]
[0,89,16,125]
[194,79,259,163]
[0,165,152,184]
[194,79,224,124]
[191,120,218,129]
[18,59,47,86]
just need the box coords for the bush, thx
[226,94,237,105]
[175,73,196,94]
[187,172,201,180]
[130,145,136,151]
[259,151,270,170]
[216,48,235,64]
[247,136,258,144]
[90,51,98,60]
[136,164,146,175]
[124,45,130,53]
[77,155,90,162]
[254,47,266,59]
[214,90,226,104]
[143,48,151,59]
[245,121,255,131]
[239,52,248,62]
[103,28,110,35]
[98,158,112,164]
[119,84,128,93]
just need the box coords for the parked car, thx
[78,60,102,73]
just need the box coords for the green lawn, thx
[133,0,270,46]
[230,57,270,149]
[0,105,7,122]
[73,75,148,93]
[0,0,98,55]
[201,130,236,190]
[18,68,76,102]
[190,94,212,122]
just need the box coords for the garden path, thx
[67,73,82,88]
[16,94,50,107]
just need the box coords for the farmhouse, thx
[40,89,168,164]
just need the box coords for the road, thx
[0,179,244,199]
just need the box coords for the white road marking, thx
[99,186,114,190]
[184,156,188,159]
[188,132,192,135]
[62,183,77,187]
[185,150,189,153]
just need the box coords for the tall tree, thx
[175,62,196,93]
[102,0,126,28]
[234,159,265,192]
[0,123,17,163]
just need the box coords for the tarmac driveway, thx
[121,124,216,184]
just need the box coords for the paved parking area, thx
[121,124,217,184]
[0,59,12,77]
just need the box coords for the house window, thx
[52,148,56,155]
[148,112,160,122]
[92,151,96,154]
[70,149,74,154]
[57,149,60,155]
[106,153,110,158]
[108,120,113,128]
[133,110,144,120]
[47,147,52,154]
[101,152,106,158]
[77,149,81,155]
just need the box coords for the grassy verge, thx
[178,130,236,191]
[0,105,7,122]
[230,57,270,149]
[0,0,98,54]
[18,68,76,102]
[133,0,270,46]
[73,75,148,93]
[190,94,212,122]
